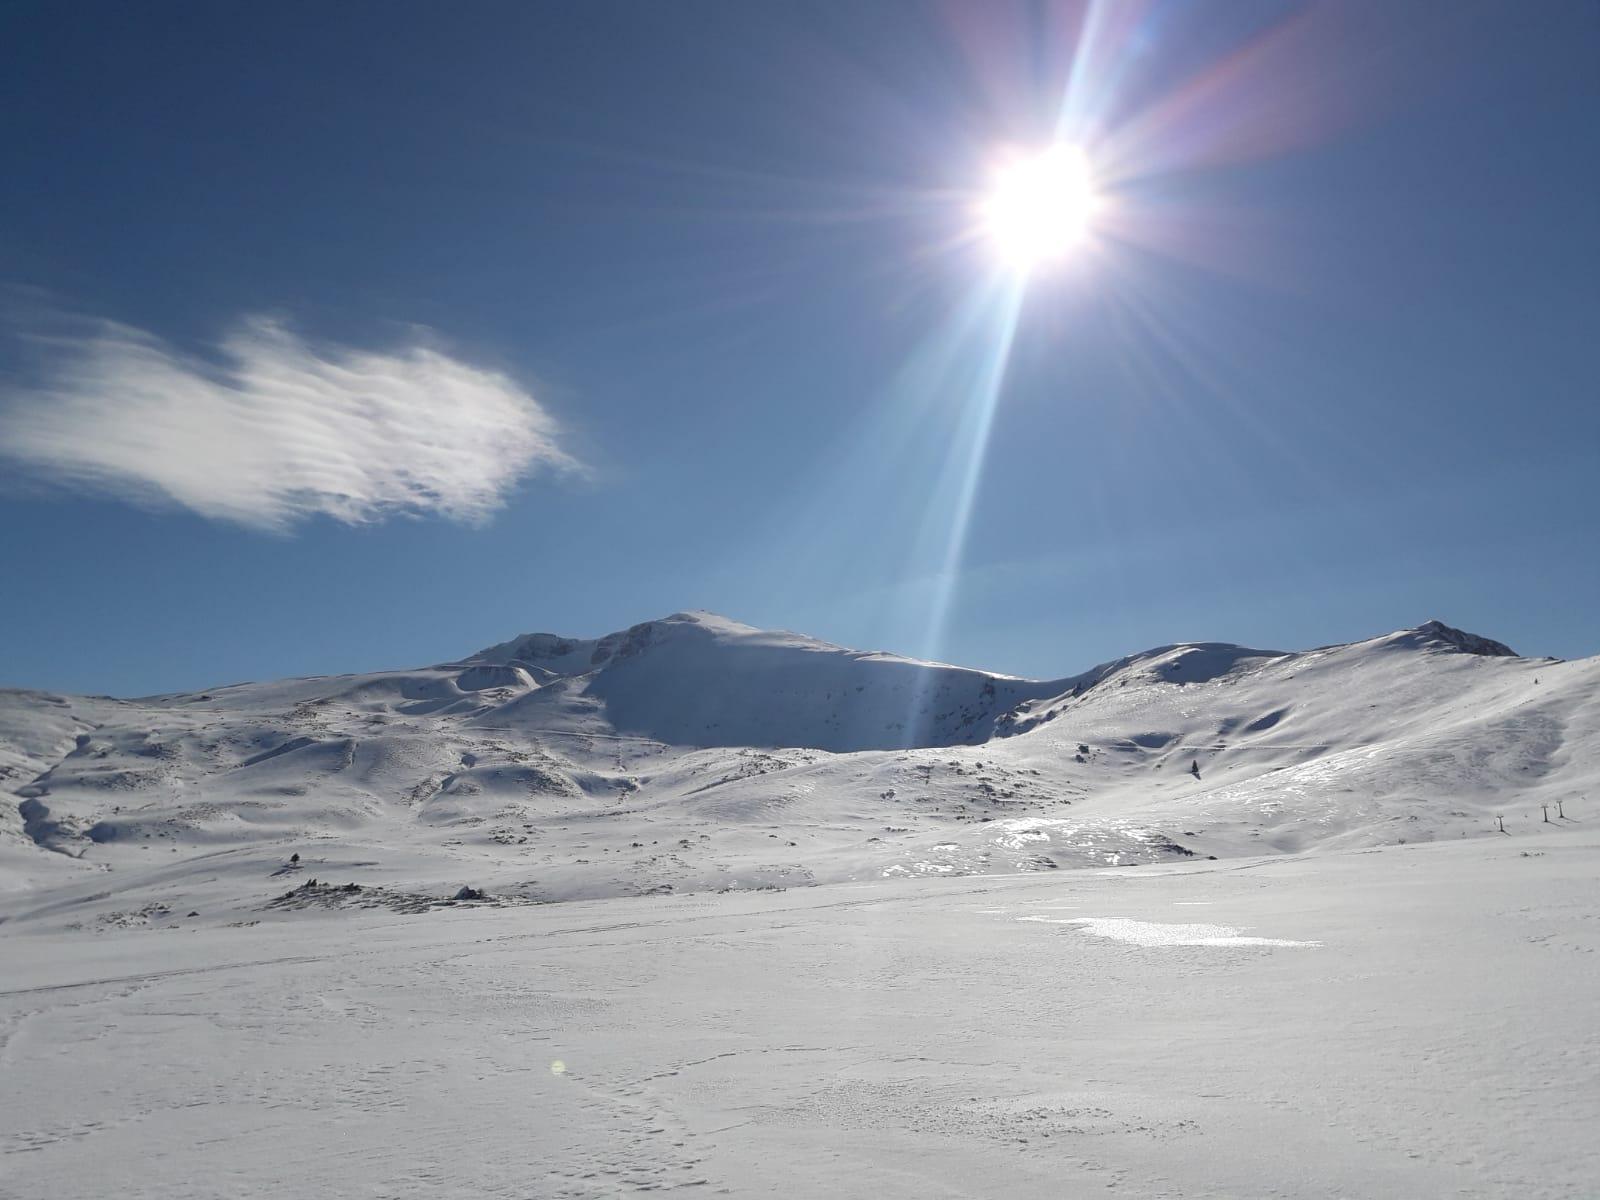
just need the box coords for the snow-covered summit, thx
[1404,618,1519,657]
[470,611,858,677]
[1336,618,1520,659]
[472,610,1063,752]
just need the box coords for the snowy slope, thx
[0,689,124,891]
[0,613,1594,919]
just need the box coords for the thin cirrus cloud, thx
[0,314,581,531]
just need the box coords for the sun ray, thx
[902,271,1024,744]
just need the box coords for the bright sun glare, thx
[982,145,1100,269]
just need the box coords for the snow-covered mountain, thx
[1,611,1595,914]
[5,612,1599,1199]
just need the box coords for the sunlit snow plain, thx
[3,613,1596,1197]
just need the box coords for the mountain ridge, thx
[464,609,1527,687]
[0,613,1591,916]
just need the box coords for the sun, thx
[981,144,1101,269]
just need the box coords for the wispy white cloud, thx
[0,314,580,530]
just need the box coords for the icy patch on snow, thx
[1020,915,1320,947]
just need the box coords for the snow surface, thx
[1,612,1596,1196]
[3,835,1596,1197]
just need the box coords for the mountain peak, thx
[467,611,796,675]
[1410,620,1517,658]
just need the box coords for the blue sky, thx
[1,0,1596,696]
